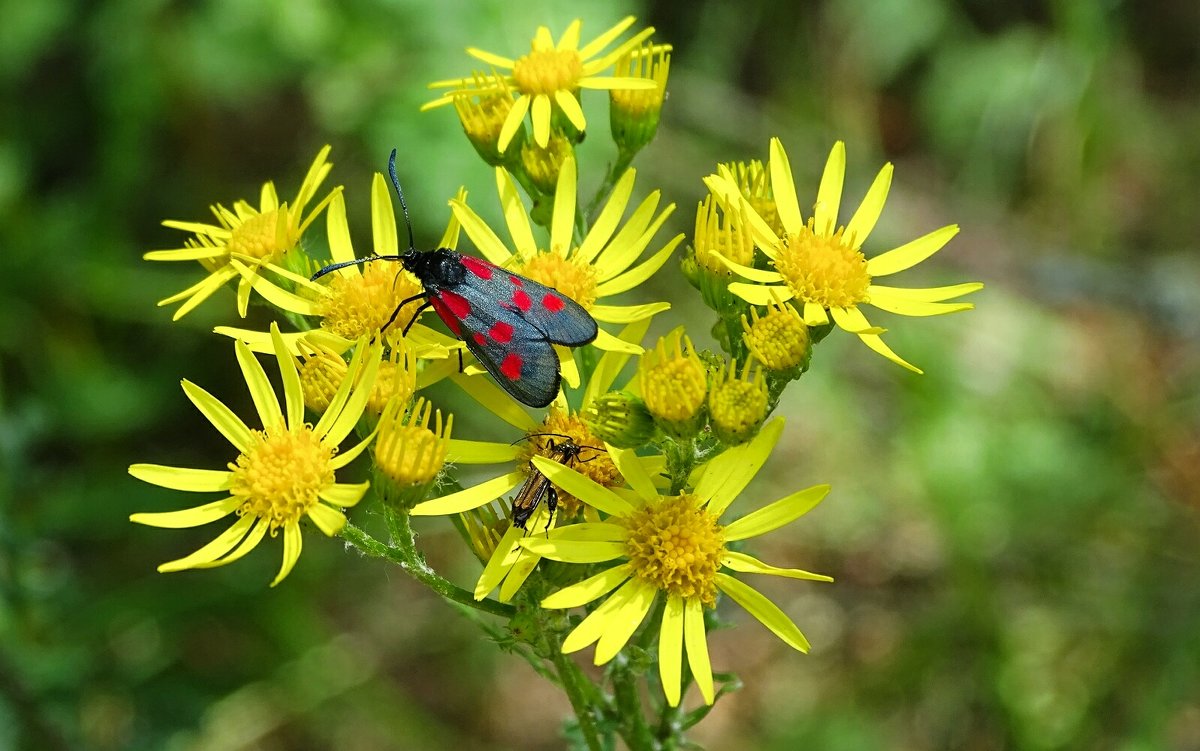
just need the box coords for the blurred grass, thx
[2,0,1199,748]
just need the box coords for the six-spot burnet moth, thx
[510,433,605,532]
[312,149,598,408]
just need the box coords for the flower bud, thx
[584,390,657,449]
[610,42,671,155]
[708,359,768,445]
[639,331,707,439]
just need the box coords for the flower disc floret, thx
[743,301,811,372]
[317,263,424,342]
[775,222,871,309]
[230,423,334,530]
[625,494,724,606]
[512,47,584,95]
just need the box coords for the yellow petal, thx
[724,484,830,541]
[517,538,626,563]
[307,502,348,536]
[542,564,632,610]
[532,94,551,147]
[182,380,252,453]
[867,290,976,317]
[550,154,579,255]
[268,323,305,430]
[497,95,530,153]
[813,141,845,237]
[475,527,526,600]
[584,319,652,405]
[562,577,639,653]
[554,89,587,131]
[326,191,357,268]
[729,283,794,306]
[466,47,515,68]
[802,301,829,326]
[868,281,983,303]
[447,439,521,464]
[589,301,670,324]
[129,496,241,529]
[721,550,833,582]
[768,138,803,236]
[330,428,378,470]
[235,340,283,429]
[270,522,304,587]
[866,225,960,277]
[452,197,514,266]
[830,306,885,335]
[497,168,537,259]
[594,579,656,664]
[449,372,538,431]
[143,246,226,261]
[594,234,683,297]
[683,597,715,704]
[318,481,370,509]
[844,162,892,249]
[659,594,685,707]
[558,346,580,388]
[703,174,780,253]
[578,15,636,59]
[715,573,811,652]
[608,447,656,503]
[128,464,233,493]
[156,514,256,571]
[319,339,382,447]
[857,333,923,374]
[592,326,643,355]
[712,252,784,284]
[372,172,399,256]
[576,168,637,264]
[698,417,784,517]
[530,457,634,517]
[410,472,524,515]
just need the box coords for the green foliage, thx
[3,0,1199,749]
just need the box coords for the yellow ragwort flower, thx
[424,17,658,151]
[520,419,832,707]
[708,358,768,445]
[146,146,338,320]
[451,154,682,377]
[742,298,811,374]
[129,324,381,586]
[374,397,452,500]
[610,41,671,154]
[453,70,523,165]
[639,330,707,437]
[705,139,984,373]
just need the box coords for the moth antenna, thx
[311,254,406,281]
[388,148,417,252]
[509,431,575,446]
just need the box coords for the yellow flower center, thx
[625,494,725,606]
[375,398,451,488]
[522,411,618,517]
[774,222,871,309]
[298,350,348,414]
[317,264,424,343]
[515,249,597,309]
[743,302,810,372]
[610,44,669,118]
[640,334,707,425]
[227,208,291,261]
[229,423,334,531]
[512,47,583,96]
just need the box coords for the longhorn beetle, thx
[510,433,605,532]
[312,149,598,408]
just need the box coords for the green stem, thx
[341,520,515,619]
[585,149,636,226]
[550,643,605,751]
[612,653,655,750]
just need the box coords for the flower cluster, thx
[130,14,981,749]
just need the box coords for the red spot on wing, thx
[509,275,524,286]
[512,290,532,311]
[438,290,472,319]
[474,333,487,346]
[500,353,523,380]
[429,296,461,336]
[489,321,514,344]
[542,293,565,313]
[460,256,493,280]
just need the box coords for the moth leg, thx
[387,295,428,336]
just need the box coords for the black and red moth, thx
[312,149,597,408]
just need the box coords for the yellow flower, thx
[705,139,984,373]
[639,330,707,438]
[452,70,523,166]
[129,324,382,586]
[520,419,832,707]
[146,146,339,320]
[411,319,662,602]
[451,153,682,372]
[742,298,811,374]
[610,41,671,154]
[374,397,452,507]
[707,358,768,445]
[424,17,658,152]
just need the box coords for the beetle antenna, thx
[388,148,417,252]
[510,432,575,446]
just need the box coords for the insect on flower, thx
[511,433,604,532]
[312,149,598,408]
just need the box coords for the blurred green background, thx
[3,0,1199,748]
